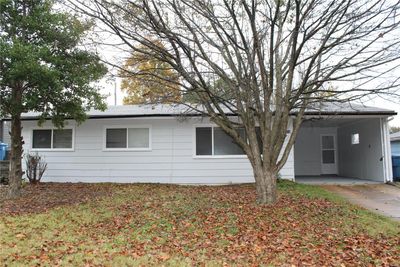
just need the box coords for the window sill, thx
[193,155,248,159]
[30,148,74,152]
[102,148,152,152]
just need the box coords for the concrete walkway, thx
[321,184,400,221]
[296,176,380,185]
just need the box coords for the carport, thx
[293,115,393,183]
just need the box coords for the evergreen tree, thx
[0,0,107,197]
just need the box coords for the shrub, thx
[25,153,47,184]
[0,161,9,185]
[0,175,8,185]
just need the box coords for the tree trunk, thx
[7,113,23,198]
[254,166,277,204]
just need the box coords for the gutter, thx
[2,110,397,121]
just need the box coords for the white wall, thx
[20,117,295,184]
[294,126,337,176]
[337,119,384,181]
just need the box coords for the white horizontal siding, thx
[21,117,295,184]
[338,119,384,181]
[294,127,338,176]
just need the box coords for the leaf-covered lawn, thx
[0,182,399,266]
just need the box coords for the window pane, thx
[322,150,335,164]
[106,128,127,148]
[32,130,52,148]
[53,129,73,148]
[214,128,245,155]
[196,127,212,155]
[128,128,149,148]
[351,133,360,145]
[322,136,334,149]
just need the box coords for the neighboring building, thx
[391,131,400,155]
[0,120,11,145]
[3,103,395,184]
[0,120,3,143]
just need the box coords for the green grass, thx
[0,181,399,266]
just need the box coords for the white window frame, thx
[193,124,247,159]
[103,125,152,151]
[31,127,75,152]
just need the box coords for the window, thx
[351,133,360,145]
[195,126,246,156]
[106,128,127,148]
[32,130,52,149]
[214,127,245,155]
[195,127,212,155]
[32,129,73,150]
[105,127,151,150]
[53,129,73,148]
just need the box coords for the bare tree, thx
[68,0,400,204]
[390,126,400,134]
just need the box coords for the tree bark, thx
[254,165,277,205]
[7,113,23,198]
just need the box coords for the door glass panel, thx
[322,150,335,164]
[322,136,334,149]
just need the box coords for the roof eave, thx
[5,109,397,121]
[300,111,397,116]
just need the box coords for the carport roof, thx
[7,102,397,120]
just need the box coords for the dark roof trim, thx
[3,110,396,121]
[303,111,397,116]
[4,113,209,121]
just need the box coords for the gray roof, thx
[303,102,395,115]
[12,102,397,120]
[391,131,400,142]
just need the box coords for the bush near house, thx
[0,160,9,185]
[0,181,399,266]
[25,153,47,184]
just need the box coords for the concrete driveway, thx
[322,184,400,221]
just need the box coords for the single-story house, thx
[1,103,396,184]
[390,131,400,156]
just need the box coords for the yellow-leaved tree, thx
[119,41,181,104]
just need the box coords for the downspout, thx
[381,117,393,183]
[290,117,296,182]
[386,118,394,182]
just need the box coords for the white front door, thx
[321,135,337,174]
